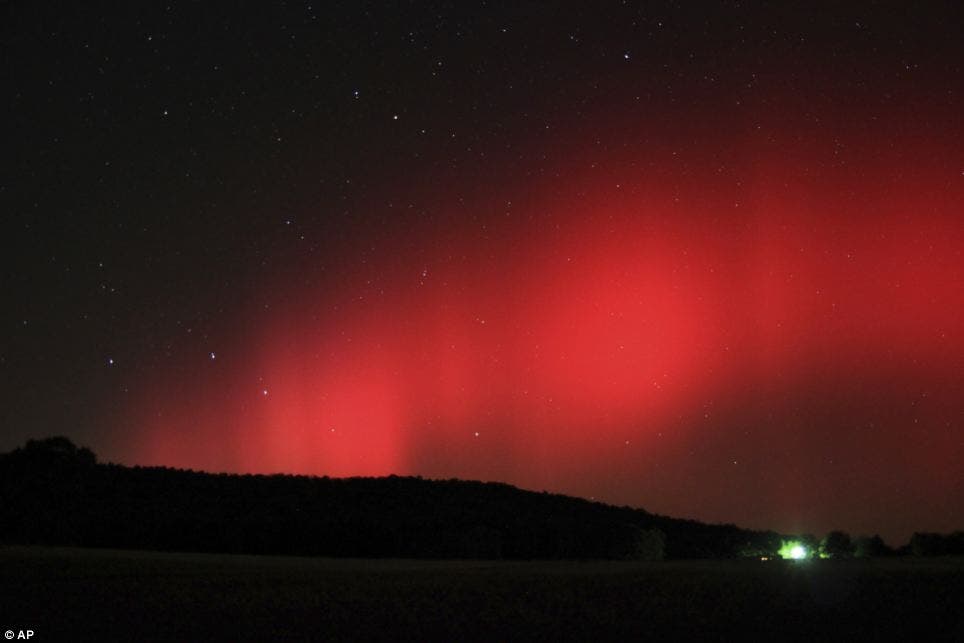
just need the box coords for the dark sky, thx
[3,1,962,545]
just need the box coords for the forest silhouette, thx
[2,437,960,559]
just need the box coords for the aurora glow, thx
[6,2,962,547]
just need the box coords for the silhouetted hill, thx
[0,437,937,560]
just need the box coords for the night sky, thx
[4,2,962,545]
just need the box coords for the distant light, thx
[262,389,269,396]
[107,358,115,366]
[209,352,216,360]
[778,539,809,560]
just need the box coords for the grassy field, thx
[1,546,962,641]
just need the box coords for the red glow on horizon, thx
[121,125,964,544]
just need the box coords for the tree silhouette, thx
[910,532,946,556]
[608,524,666,560]
[2,438,940,560]
[820,530,854,558]
[853,534,890,558]
[20,436,97,466]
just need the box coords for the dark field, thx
[1,547,962,642]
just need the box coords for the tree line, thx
[1,437,960,559]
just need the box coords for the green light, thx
[778,540,809,560]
